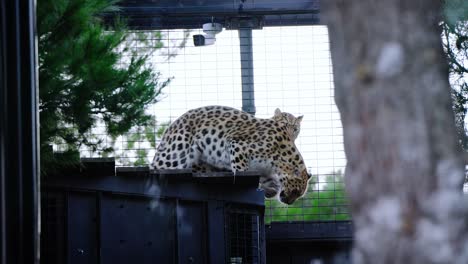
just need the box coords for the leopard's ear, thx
[296,115,303,123]
[274,108,282,117]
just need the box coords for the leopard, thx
[151,105,310,204]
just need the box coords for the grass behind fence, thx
[265,172,350,223]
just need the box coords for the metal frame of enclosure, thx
[0,0,353,263]
[40,159,352,264]
[41,159,266,264]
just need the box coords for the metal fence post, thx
[239,25,256,116]
[0,0,40,263]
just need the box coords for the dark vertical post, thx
[207,201,226,263]
[239,26,256,115]
[0,0,40,263]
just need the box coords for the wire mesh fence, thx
[251,26,348,223]
[71,24,349,222]
[226,206,263,263]
[264,171,350,224]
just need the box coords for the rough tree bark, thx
[322,1,468,263]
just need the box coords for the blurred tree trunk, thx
[322,1,468,263]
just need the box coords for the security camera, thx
[193,22,223,46]
[193,34,216,46]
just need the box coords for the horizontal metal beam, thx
[113,0,319,16]
[108,14,320,30]
[266,221,353,241]
[103,0,321,29]
[43,171,265,206]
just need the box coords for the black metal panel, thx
[266,221,353,241]
[176,201,207,264]
[261,14,320,27]
[287,242,350,264]
[109,13,321,30]
[40,192,67,264]
[45,171,265,206]
[207,201,226,263]
[81,158,116,176]
[114,0,319,16]
[41,165,266,264]
[266,221,353,264]
[102,0,320,29]
[266,240,352,264]
[100,194,176,264]
[67,193,98,264]
[0,0,39,263]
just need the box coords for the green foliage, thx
[37,0,170,173]
[113,119,170,166]
[442,1,468,150]
[134,149,148,166]
[444,0,468,27]
[265,171,350,223]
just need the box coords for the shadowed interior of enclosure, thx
[40,166,267,264]
[64,21,349,223]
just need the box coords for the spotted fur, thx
[272,108,303,140]
[151,106,310,204]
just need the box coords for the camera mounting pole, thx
[238,19,256,116]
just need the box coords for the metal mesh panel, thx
[77,28,242,166]
[226,207,263,264]
[40,191,66,264]
[252,26,348,223]
[75,23,350,222]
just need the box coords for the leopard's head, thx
[272,108,303,140]
[279,167,311,205]
[271,154,311,205]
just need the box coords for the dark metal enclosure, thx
[41,159,266,264]
[266,222,353,264]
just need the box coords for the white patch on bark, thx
[436,159,464,189]
[376,42,404,78]
[370,197,402,231]
[416,219,453,263]
[415,190,468,263]
[355,197,401,254]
